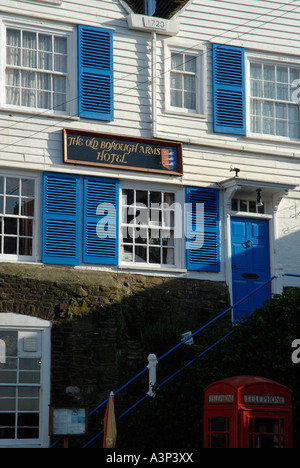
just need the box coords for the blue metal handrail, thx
[77,275,277,448]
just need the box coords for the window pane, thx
[21,179,34,197]
[163,247,174,265]
[277,83,289,101]
[135,245,147,262]
[4,237,17,255]
[185,55,196,73]
[38,34,52,71]
[184,74,195,92]
[54,36,67,72]
[171,72,182,90]
[22,31,37,68]
[121,245,133,262]
[6,178,19,196]
[149,246,160,263]
[6,29,21,66]
[4,218,17,235]
[136,190,148,206]
[17,413,39,439]
[171,89,182,108]
[212,417,227,431]
[21,71,36,107]
[21,198,34,216]
[5,70,20,105]
[5,197,19,215]
[53,76,67,111]
[184,91,196,110]
[0,413,15,439]
[171,53,184,71]
[19,238,33,256]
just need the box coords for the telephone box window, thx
[248,417,285,448]
[208,416,230,448]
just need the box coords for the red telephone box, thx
[203,375,293,448]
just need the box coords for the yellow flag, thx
[103,392,117,448]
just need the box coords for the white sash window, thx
[0,314,51,448]
[250,61,300,139]
[5,26,68,113]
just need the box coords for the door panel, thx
[231,217,271,322]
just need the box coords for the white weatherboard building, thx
[0,0,300,447]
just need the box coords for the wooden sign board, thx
[63,129,183,175]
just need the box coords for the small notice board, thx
[49,406,88,437]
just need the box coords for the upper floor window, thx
[170,51,197,112]
[5,26,68,113]
[2,21,114,121]
[167,48,203,115]
[250,61,300,139]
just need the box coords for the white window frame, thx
[119,183,186,272]
[165,44,206,117]
[246,54,300,142]
[17,0,62,4]
[0,171,39,263]
[0,313,51,448]
[0,17,76,117]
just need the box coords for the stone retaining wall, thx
[0,263,231,446]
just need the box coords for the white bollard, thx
[147,353,158,397]
[275,264,284,295]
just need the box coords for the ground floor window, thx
[42,172,220,272]
[0,176,35,258]
[0,314,51,447]
[120,188,176,266]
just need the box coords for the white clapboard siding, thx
[0,0,156,176]
[1,0,300,193]
[152,0,300,191]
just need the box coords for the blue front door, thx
[231,217,271,322]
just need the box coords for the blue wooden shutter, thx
[186,187,220,272]
[78,25,113,121]
[42,173,80,265]
[83,177,119,265]
[212,43,246,135]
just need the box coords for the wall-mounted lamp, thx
[230,166,240,177]
[256,189,264,207]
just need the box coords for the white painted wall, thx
[1,0,300,282]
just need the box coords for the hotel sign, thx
[63,129,183,175]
